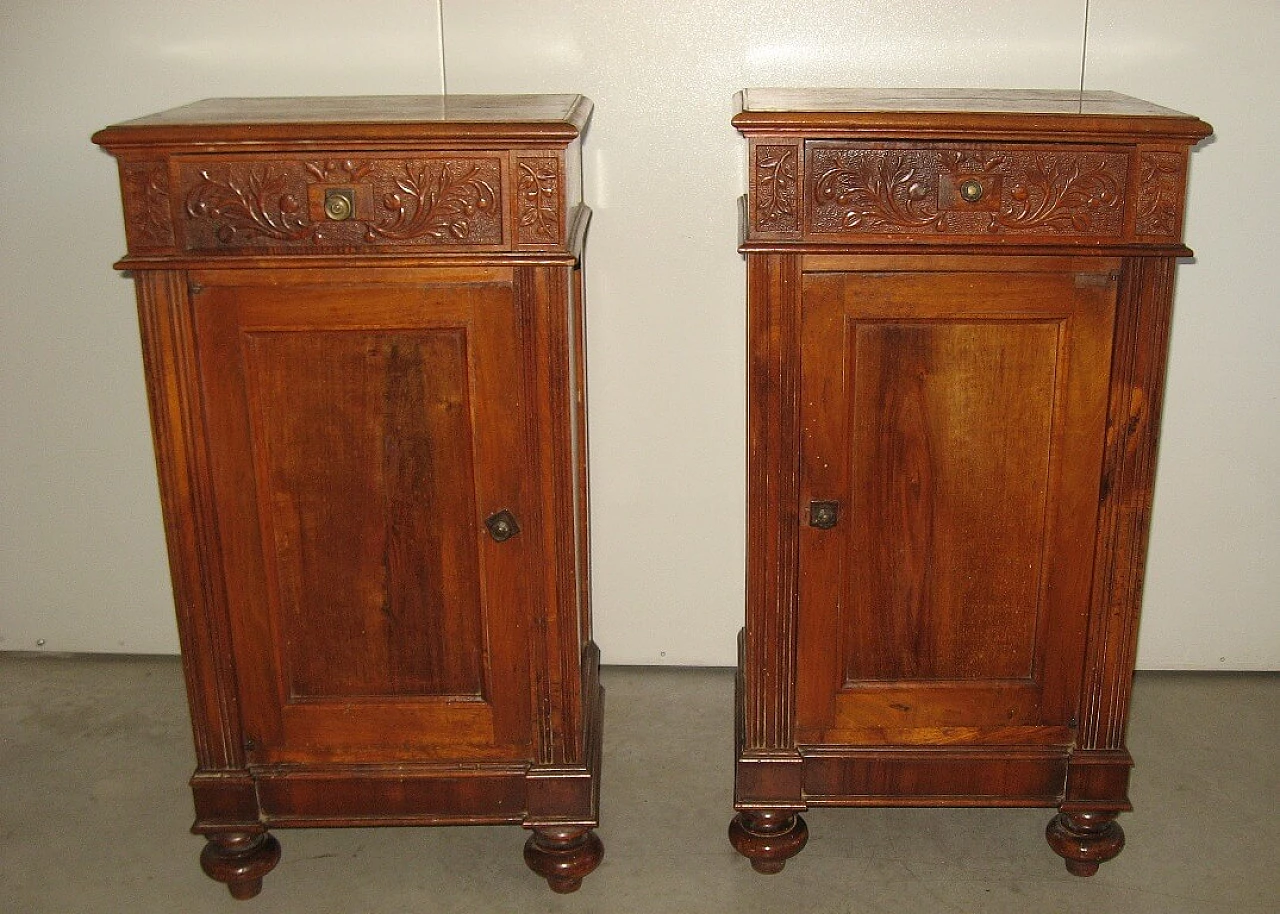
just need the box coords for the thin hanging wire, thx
[1078,0,1091,110]
[437,0,449,96]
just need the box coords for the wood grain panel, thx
[96,96,604,894]
[802,747,1068,805]
[193,268,535,764]
[744,254,804,751]
[845,318,1058,681]
[133,271,245,772]
[1079,258,1178,752]
[732,90,1209,878]
[256,766,530,826]
[244,329,483,700]
[796,265,1115,742]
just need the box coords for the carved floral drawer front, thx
[176,155,508,251]
[804,143,1130,239]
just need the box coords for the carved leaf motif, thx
[812,152,940,231]
[517,159,560,242]
[1135,152,1183,237]
[367,162,497,242]
[998,156,1122,233]
[304,159,374,183]
[808,147,1127,237]
[122,161,174,249]
[755,145,799,232]
[184,166,314,243]
[939,150,1005,175]
[180,158,503,248]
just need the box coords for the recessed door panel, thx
[844,319,1059,683]
[796,263,1116,745]
[194,267,535,764]
[244,328,484,701]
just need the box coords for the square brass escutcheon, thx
[938,173,1003,212]
[322,187,356,221]
[308,185,359,222]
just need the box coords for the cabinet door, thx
[192,267,535,765]
[795,257,1117,747]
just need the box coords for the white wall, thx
[0,1,442,654]
[1085,0,1280,669]
[2,1,1275,668]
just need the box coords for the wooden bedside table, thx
[729,88,1210,876]
[93,95,603,898]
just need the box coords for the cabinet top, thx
[734,89,1210,142]
[93,94,592,150]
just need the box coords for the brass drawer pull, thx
[322,187,355,221]
[959,178,985,203]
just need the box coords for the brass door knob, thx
[809,500,839,530]
[485,510,521,543]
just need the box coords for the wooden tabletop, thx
[738,88,1192,117]
[733,88,1211,142]
[93,95,593,149]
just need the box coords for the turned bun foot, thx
[523,825,604,893]
[729,811,809,874]
[199,831,281,899]
[1046,810,1125,877]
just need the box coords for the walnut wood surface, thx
[193,267,536,765]
[94,96,588,259]
[524,825,605,893]
[745,138,1193,246]
[95,95,600,897]
[199,832,281,900]
[729,811,809,874]
[92,94,592,144]
[738,88,1192,116]
[734,88,1211,142]
[733,90,1210,877]
[796,262,1113,746]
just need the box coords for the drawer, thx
[747,140,1189,245]
[807,142,1129,238]
[115,150,576,256]
[178,154,508,251]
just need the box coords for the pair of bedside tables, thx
[93,90,1210,898]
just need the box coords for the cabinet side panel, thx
[519,265,588,765]
[571,263,593,650]
[135,271,244,771]
[1079,257,1177,751]
[744,254,803,751]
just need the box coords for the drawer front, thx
[808,143,1128,239]
[115,150,574,256]
[744,140,1191,245]
[178,154,507,251]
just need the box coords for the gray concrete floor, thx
[1,656,1276,912]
